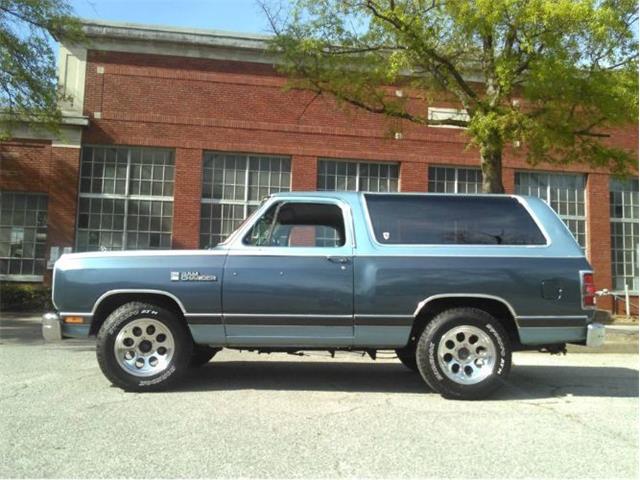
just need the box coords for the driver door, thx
[222,199,354,346]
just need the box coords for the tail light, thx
[581,271,596,309]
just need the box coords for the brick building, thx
[0,20,637,313]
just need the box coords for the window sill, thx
[0,274,44,282]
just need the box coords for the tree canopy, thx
[263,0,639,192]
[0,0,82,139]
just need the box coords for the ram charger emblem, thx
[171,271,217,282]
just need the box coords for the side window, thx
[243,202,346,247]
[365,195,546,245]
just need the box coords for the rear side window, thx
[365,195,546,245]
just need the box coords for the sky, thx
[68,0,273,35]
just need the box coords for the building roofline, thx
[80,18,272,52]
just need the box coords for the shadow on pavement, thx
[3,314,638,400]
[175,360,639,400]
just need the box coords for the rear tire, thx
[395,347,418,372]
[415,308,511,400]
[189,345,221,367]
[96,302,192,392]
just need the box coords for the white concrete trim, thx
[57,44,88,115]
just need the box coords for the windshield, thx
[212,199,269,248]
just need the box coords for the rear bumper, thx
[42,312,62,342]
[586,322,606,348]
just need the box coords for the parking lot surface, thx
[0,314,638,478]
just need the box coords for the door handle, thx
[326,256,350,264]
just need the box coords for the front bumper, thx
[42,312,62,342]
[586,322,606,348]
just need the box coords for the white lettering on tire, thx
[428,342,444,380]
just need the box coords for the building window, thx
[0,192,48,280]
[77,146,174,251]
[610,178,639,292]
[515,172,586,247]
[428,166,482,194]
[427,107,470,128]
[200,152,291,248]
[317,159,399,192]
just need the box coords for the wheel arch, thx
[89,290,187,336]
[410,294,521,347]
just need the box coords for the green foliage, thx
[0,282,52,311]
[0,0,83,139]
[263,0,639,191]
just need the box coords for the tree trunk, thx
[480,142,505,193]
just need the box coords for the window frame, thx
[0,191,48,282]
[317,158,399,193]
[200,152,292,248]
[228,196,355,253]
[361,193,551,248]
[609,178,639,294]
[428,166,483,194]
[515,171,587,248]
[76,145,175,252]
[427,107,470,129]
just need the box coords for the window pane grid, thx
[77,146,175,252]
[610,178,639,292]
[317,159,399,193]
[515,172,587,247]
[428,166,482,194]
[0,192,48,278]
[200,152,291,248]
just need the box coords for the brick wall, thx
[586,174,614,310]
[80,50,638,303]
[1,48,637,311]
[0,140,81,284]
[172,148,203,249]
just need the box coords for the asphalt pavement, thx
[0,314,638,478]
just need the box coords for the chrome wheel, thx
[437,325,497,385]
[114,318,175,377]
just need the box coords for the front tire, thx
[415,308,511,400]
[97,302,192,391]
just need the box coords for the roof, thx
[81,19,271,51]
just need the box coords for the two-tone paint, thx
[51,191,595,348]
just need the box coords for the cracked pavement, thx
[0,314,638,478]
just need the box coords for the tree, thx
[0,0,83,139]
[262,0,638,192]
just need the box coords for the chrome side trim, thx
[223,313,353,318]
[90,289,188,315]
[60,249,226,259]
[413,294,518,318]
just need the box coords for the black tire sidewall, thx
[97,302,192,391]
[416,309,511,400]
